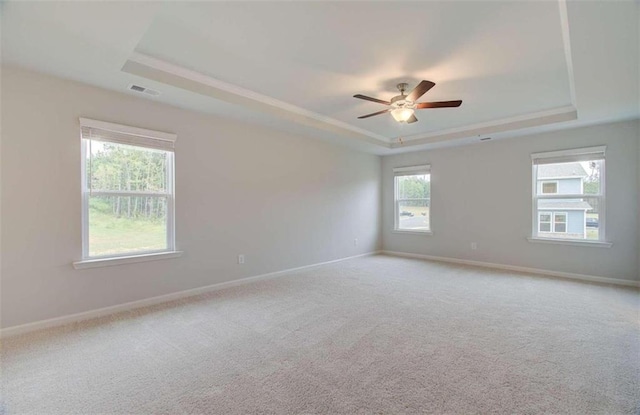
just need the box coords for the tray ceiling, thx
[1,1,637,154]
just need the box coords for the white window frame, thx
[538,212,552,233]
[552,212,567,233]
[538,211,567,233]
[393,165,432,234]
[529,146,611,247]
[75,118,180,267]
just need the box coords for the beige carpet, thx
[2,255,639,414]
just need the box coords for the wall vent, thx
[128,84,160,97]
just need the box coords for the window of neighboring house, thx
[80,118,177,259]
[538,213,552,232]
[531,146,606,242]
[554,212,567,233]
[394,165,431,233]
[541,181,558,194]
[538,212,566,233]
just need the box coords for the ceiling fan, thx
[354,80,462,124]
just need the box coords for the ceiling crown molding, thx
[393,106,578,148]
[123,52,579,150]
[122,52,390,148]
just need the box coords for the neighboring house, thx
[537,162,591,238]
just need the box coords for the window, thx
[538,212,566,233]
[538,213,552,232]
[554,213,567,233]
[394,165,431,232]
[80,118,176,259]
[532,146,605,242]
[541,181,558,194]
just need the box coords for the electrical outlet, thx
[354,238,358,246]
[471,242,477,250]
[238,254,245,264]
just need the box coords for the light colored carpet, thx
[1,255,639,414]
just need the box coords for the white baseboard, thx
[0,251,381,339]
[382,250,640,288]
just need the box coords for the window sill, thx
[393,230,433,236]
[526,237,612,248]
[73,251,183,270]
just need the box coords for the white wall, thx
[383,120,639,282]
[0,66,382,329]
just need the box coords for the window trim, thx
[79,118,177,263]
[393,165,431,233]
[530,146,608,245]
[79,117,177,144]
[526,237,612,248]
[73,251,183,270]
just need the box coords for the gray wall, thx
[0,66,382,328]
[1,64,638,329]
[382,120,639,282]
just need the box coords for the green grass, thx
[89,209,166,257]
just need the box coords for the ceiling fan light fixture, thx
[354,80,462,123]
[391,107,415,122]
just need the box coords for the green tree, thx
[88,143,167,220]
[397,176,430,206]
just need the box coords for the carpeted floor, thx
[1,254,639,414]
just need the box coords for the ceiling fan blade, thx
[406,80,436,102]
[406,114,418,123]
[416,100,463,109]
[353,94,390,105]
[357,109,390,119]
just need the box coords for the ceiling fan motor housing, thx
[392,83,414,108]
[390,94,415,109]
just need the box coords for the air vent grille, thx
[128,84,160,97]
